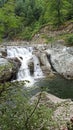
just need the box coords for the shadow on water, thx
[32,75,73,100]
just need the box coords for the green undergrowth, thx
[0,0,73,42]
[0,81,59,130]
[0,81,71,130]
[0,81,25,95]
[65,34,73,46]
[41,32,73,46]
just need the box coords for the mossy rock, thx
[0,58,20,83]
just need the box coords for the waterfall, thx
[33,55,43,78]
[7,46,44,85]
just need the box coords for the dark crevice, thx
[46,54,57,72]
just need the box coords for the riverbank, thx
[30,91,73,130]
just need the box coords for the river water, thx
[32,75,73,100]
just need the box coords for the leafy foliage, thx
[0,0,73,41]
[0,83,55,130]
[49,0,69,26]
[66,34,73,45]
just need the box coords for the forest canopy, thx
[0,0,73,40]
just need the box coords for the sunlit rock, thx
[46,46,73,79]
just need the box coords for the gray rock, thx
[0,57,21,83]
[46,46,73,79]
[67,47,73,55]
[33,50,52,75]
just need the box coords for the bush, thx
[18,27,33,40]
[66,34,73,45]
[0,84,55,130]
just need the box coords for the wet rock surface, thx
[0,57,21,83]
[28,59,34,75]
[33,44,54,76]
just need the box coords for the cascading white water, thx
[33,55,43,78]
[7,46,44,86]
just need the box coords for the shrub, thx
[0,84,55,130]
[18,27,33,40]
[66,34,73,45]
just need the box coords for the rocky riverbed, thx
[0,43,73,83]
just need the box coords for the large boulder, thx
[46,46,73,79]
[30,92,73,130]
[33,50,53,76]
[8,57,21,80]
[0,57,21,83]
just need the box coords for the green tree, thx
[0,0,22,40]
[67,0,73,20]
[15,0,43,25]
[0,0,8,7]
[49,0,67,27]
[26,6,34,25]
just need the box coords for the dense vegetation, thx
[0,82,56,130]
[0,0,73,41]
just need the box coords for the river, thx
[6,45,73,100]
[32,75,73,100]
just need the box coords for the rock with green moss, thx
[0,58,21,83]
